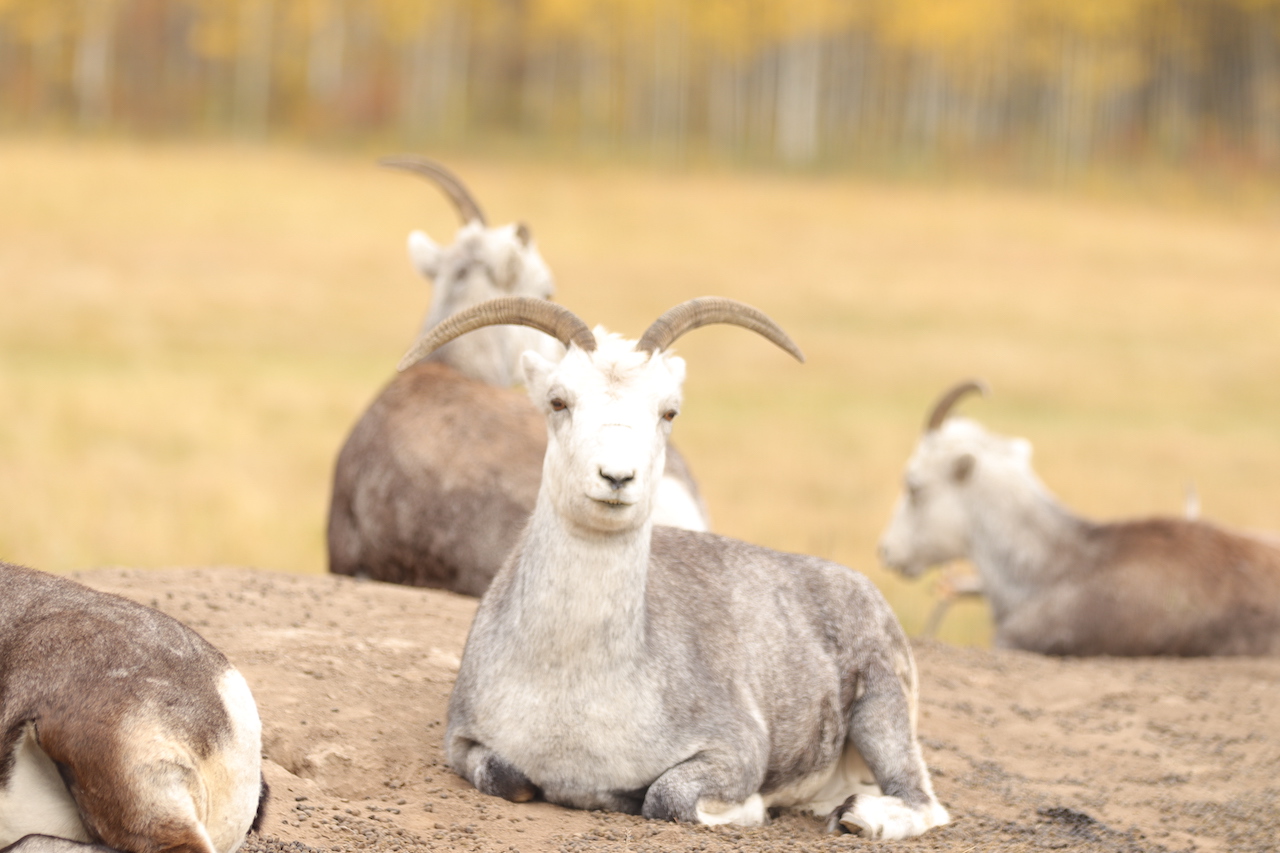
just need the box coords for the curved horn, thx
[925,379,989,432]
[636,297,805,363]
[398,296,596,371]
[379,155,487,226]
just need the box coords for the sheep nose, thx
[599,468,635,491]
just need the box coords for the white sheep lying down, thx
[0,562,264,853]
[408,297,948,839]
[879,381,1280,657]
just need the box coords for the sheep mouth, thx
[591,496,634,508]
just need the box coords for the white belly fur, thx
[0,724,91,847]
[764,743,882,817]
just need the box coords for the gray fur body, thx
[435,307,946,838]
[880,411,1280,657]
[955,482,1280,656]
[0,562,265,853]
[449,522,933,821]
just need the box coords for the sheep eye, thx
[662,409,678,422]
[550,398,568,412]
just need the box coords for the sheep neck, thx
[428,329,520,387]
[509,498,653,667]
[965,466,1089,621]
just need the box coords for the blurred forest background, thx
[3,1,1280,646]
[2,0,1280,173]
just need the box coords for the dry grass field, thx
[3,138,1279,646]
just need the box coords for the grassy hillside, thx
[3,139,1278,646]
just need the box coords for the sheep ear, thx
[952,453,976,483]
[408,230,443,278]
[496,239,523,292]
[663,354,687,386]
[520,350,556,392]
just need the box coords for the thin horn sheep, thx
[0,561,265,853]
[326,159,709,595]
[436,296,949,839]
[878,380,1280,656]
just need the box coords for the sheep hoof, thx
[826,795,858,834]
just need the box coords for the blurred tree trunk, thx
[401,11,436,140]
[74,0,116,128]
[403,1,467,142]
[650,8,687,159]
[904,50,945,158]
[579,33,613,146]
[1,0,1278,172]
[708,50,745,155]
[1052,32,1097,172]
[776,35,822,165]
[522,38,556,134]
[1251,8,1280,165]
[823,30,871,157]
[307,0,345,107]
[29,11,66,123]
[749,48,778,156]
[234,0,274,137]
[1151,2,1195,160]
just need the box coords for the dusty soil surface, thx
[75,567,1278,853]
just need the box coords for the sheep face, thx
[411,221,553,304]
[410,221,560,386]
[521,333,685,534]
[879,420,987,578]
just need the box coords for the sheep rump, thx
[0,563,265,853]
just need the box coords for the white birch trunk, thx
[75,0,115,128]
[708,51,744,154]
[522,41,556,133]
[650,10,687,158]
[775,35,822,165]
[306,0,345,104]
[579,36,613,145]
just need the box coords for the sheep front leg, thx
[836,665,949,840]
[641,749,767,827]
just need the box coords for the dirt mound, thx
[77,568,1279,853]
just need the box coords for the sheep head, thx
[381,156,558,386]
[879,380,996,578]
[399,296,803,534]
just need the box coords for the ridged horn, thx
[636,297,805,363]
[398,297,596,371]
[925,380,990,432]
[379,155,487,226]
